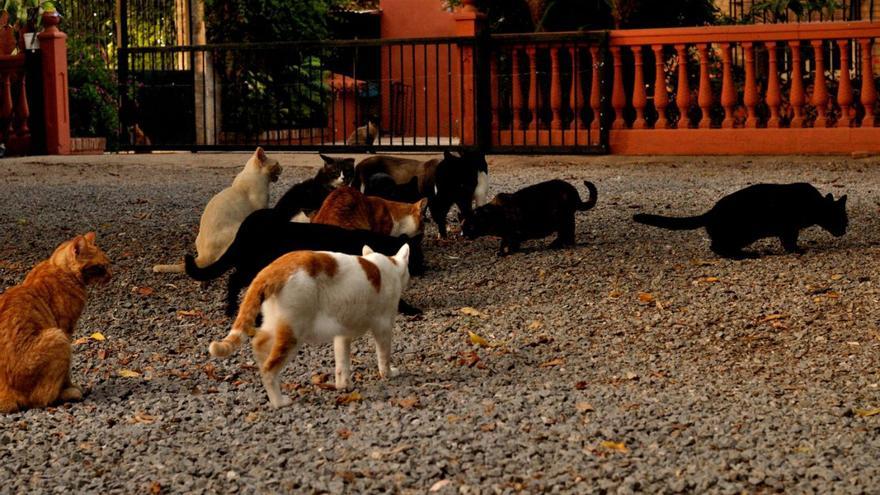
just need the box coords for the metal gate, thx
[118,32,609,154]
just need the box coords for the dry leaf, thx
[539,357,565,368]
[456,351,480,367]
[311,373,329,385]
[758,313,787,323]
[460,307,484,317]
[430,480,451,492]
[479,422,496,432]
[638,292,654,303]
[855,408,880,417]
[72,337,89,346]
[608,289,623,298]
[831,274,843,280]
[528,320,544,330]
[149,482,162,495]
[336,391,363,405]
[176,309,203,318]
[337,428,353,439]
[395,396,420,409]
[202,364,220,381]
[600,440,628,453]
[574,381,588,390]
[245,412,259,422]
[699,277,719,283]
[624,371,639,380]
[136,286,154,297]
[131,412,156,424]
[118,369,141,378]
[576,402,594,413]
[468,331,490,347]
[90,332,105,341]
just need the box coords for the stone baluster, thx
[811,40,829,128]
[860,38,877,127]
[17,71,28,137]
[720,43,736,128]
[766,43,781,128]
[550,47,562,130]
[590,45,602,130]
[569,45,585,129]
[511,47,523,130]
[789,41,805,128]
[743,42,758,128]
[610,46,626,129]
[675,44,690,128]
[631,46,647,129]
[697,44,712,129]
[652,44,668,129]
[526,45,538,130]
[837,39,853,128]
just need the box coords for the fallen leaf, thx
[624,371,639,380]
[136,286,154,297]
[528,320,544,330]
[831,274,843,281]
[245,412,259,422]
[479,422,496,432]
[118,369,141,378]
[90,332,105,341]
[699,277,719,283]
[600,440,628,453]
[149,482,162,495]
[460,307,484,317]
[203,364,220,381]
[131,412,156,424]
[336,391,363,405]
[574,381,588,390]
[336,471,356,483]
[72,337,89,346]
[539,357,565,368]
[456,351,480,367]
[315,382,338,391]
[638,292,654,303]
[608,289,623,298]
[430,479,451,492]
[576,402,594,413]
[395,396,420,409]
[855,408,880,417]
[468,331,490,347]
[311,373,329,385]
[337,428,352,439]
[758,313,787,323]
[176,309,204,318]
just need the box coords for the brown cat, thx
[311,186,427,237]
[0,233,111,413]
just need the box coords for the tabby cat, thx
[0,233,111,413]
[312,186,427,237]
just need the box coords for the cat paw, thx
[59,385,83,403]
[335,380,351,391]
[269,395,293,408]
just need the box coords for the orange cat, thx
[311,186,427,237]
[0,233,111,413]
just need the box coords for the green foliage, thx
[67,38,119,146]
[204,0,343,44]
[750,0,841,22]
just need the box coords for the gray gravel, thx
[2,152,880,493]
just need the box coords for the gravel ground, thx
[2,152,880,494]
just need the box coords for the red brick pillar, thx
[454,0,485,146]
[38,11,70,155]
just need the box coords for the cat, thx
[346,118,379,146]
[364,173,423,203]
[0,233,111,413]
[153,147,282,273]
[208,244,411,408]
[273,154,354,221]
[184,208,425,316]
[633,183,848,259]
[462,180,597,256]
[312,186,428,237]
[351,151,490,238]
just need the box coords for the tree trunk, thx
[526,0,546,30]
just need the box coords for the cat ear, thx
[825,193,834,202]
[839,194,848,206]
[395,243,411,264]
[84,232,96,243]
[362,245,374,256]
[255,147,267,163]
[319,154,333,164]
[71,235,87,257]
[344,158,355,166]
[443,150,453,160]
[415,198,429,214]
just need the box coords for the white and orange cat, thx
[209,245,411,408]
[153,147,282,273]
[311,186,427,237]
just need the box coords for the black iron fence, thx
[727,0,873,23]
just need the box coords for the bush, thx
[67,38,119,147]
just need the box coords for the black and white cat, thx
[273,154,354,221]
[633,182,848,259]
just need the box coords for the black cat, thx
[184,209,425,317]
[273,154,354,220]
[364,173,423,203]
[352,150,490,237]
[633,182,848,259]
[462,180,597,256]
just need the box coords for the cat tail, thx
[184,249,235,281]
[633,213,707,230]
[209,271,284,358]
[577,181,598,211]
[152,262,185,273]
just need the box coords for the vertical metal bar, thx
[400,42,404,142]
[458,42,464,148]
[388,44,394,145]
[411,42,416,146]
[424,43,428,146]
